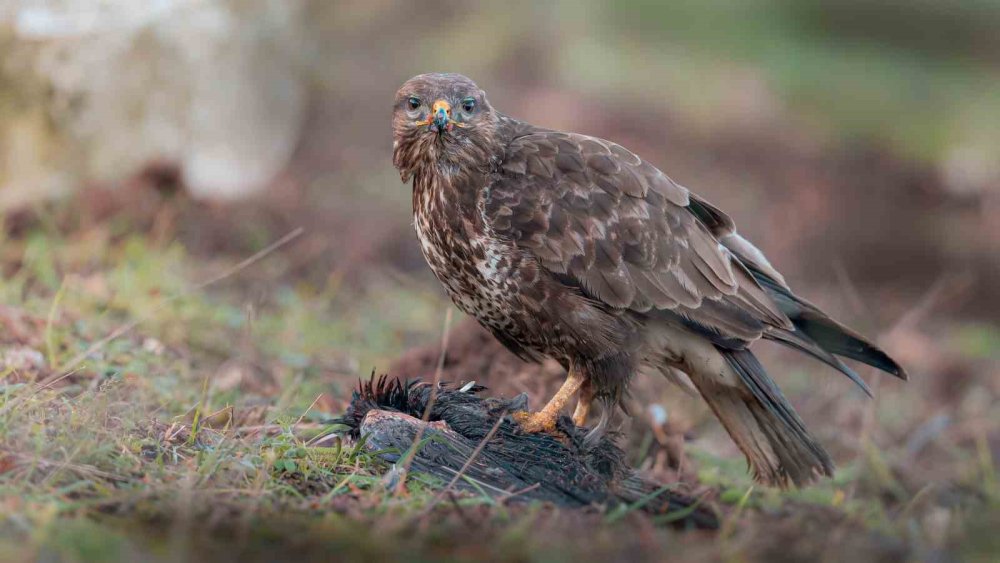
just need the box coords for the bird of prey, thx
[391,73,906,487]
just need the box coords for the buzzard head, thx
[392,73,499,182]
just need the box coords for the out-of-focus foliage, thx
[2,0,998,204]
[601,0,1000,164]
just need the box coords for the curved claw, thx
[513,410,558,434]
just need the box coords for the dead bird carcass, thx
[334,376,718,529]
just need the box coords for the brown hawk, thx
[391,73,906,487]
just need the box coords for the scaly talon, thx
[572,379,594,427]
[513,410,558,434]
[513,367,587,433]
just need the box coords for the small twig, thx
[857,273,953,447]
[44,279,67,370]
[28,366,84,395]
[719,485,754,555]
[435,465,511,496]
[294,394,325,427]
[307,432,342,447]
[6,451,130,483]
[497,482,541,504]
[394,307,453,493]
[231,422,324,437]
[0,366,85,418]
[423,307,455,422]
[846,273,956,501]
[832,260,868,316]
[190,227,305,292]
[34,227,304,388]
[884,273,957,334]
[420,412,506,515]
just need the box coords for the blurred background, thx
[3,0,999,309]
[0,1,998,559]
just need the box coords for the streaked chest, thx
[412,174,517,317]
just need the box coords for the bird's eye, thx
[407,96,421,110]
[462,98,476,112]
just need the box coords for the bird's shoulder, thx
[493,127,690,206]
[483,124,791,341]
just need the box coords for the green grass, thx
[0,215,439,560]
[0,203,997,561]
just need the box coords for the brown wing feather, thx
[487,130,791,344]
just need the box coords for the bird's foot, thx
[513,410,558,434]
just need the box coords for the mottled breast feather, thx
[486,130,792,345]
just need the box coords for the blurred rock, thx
[941,144,1000,200]
[1,345,45,372]
[1,0,306,204]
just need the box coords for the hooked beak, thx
[431,100,451,132]
[414,99,466,133]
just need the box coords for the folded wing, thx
[487,130,791,348]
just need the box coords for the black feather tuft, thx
[750,265,908,382]
[331,373,487,438]
[794,313,907,380]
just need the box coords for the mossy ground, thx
[0,197,996,562]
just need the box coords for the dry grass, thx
[0,197,997,562]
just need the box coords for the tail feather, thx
[792,311,907,379]
[749,265,908,382]
[693,349,834,488]
[766,327,872,397]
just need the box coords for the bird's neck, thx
[412,162,482,229]
[404,115,531,229]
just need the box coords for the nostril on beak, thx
[434,108,448,124]
[431,100,451,131]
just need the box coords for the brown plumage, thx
[392,73,907,488]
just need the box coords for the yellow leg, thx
[572,379,594,427]
[514,367,586,433]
